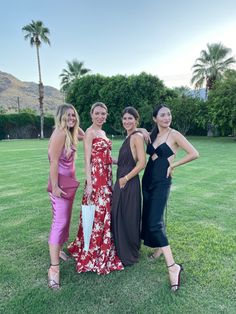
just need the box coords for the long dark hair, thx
[150,104,170,143]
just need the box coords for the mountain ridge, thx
[0,70,64,114]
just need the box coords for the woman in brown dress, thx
[112,107,146,266]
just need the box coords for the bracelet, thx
[125,175,129,182]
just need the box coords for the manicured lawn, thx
[0,137,235,314]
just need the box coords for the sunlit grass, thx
[0,137,235,313]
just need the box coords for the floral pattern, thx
[68,138,124,274]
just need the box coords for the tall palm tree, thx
[22,20,50,139]
[60,59,90,95]
[191,42,236,98]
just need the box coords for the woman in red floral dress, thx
[68,102,123,274]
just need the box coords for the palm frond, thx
[59,59,91,90]
[22,20,50,47]
[191,42,236,90]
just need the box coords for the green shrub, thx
[0,113,54,140]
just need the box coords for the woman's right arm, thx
[83,129,94,200]
[137,127,151,143]
[167,131,199,177]
[119,134,146,188]
[49,129,67,197]
[78,127,85,141]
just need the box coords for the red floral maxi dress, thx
[68,137,124,275]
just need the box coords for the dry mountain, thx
[0,70,64,114]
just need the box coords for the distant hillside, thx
[0,71,64,114]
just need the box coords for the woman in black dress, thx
[112,107,146,266]
[141,104,199,291]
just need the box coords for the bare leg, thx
[49,244,61,265]
[59,248,70,261]
[49,243,69,262]
[48,244,60,289]
[149,247,163,260]
[161,245,181,291]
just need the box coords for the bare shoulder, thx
[48,128,66,154]
[171,129,181,136]
[170,129,185,141]
[51,128,66,141]
[132,132,145,145]
[85,127,96,139]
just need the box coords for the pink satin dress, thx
[48,146,76,245]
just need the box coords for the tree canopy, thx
[66,73,204,135]
[207,70,236,136]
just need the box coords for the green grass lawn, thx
[0,137,235,314]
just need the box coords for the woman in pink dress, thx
[47,104,84,289]
[68,102,123,274]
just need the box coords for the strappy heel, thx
[48,264,60,290]
[167,263,184,292]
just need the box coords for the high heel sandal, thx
[48,264,60,290]
[167,263,184,292]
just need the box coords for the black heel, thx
[167,263,184,292]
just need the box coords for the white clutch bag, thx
[81,204,96,252]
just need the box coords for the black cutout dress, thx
[141,137,174,248]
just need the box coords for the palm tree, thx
[191,43,236,136]
[191,42,236,98]
[22,20,50,139]
[60,59,90,96]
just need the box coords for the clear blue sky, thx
[1,0,236,89]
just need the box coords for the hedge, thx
[0,113,54,140]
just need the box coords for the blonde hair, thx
[90,102,108,114]
[54,104,79,156]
